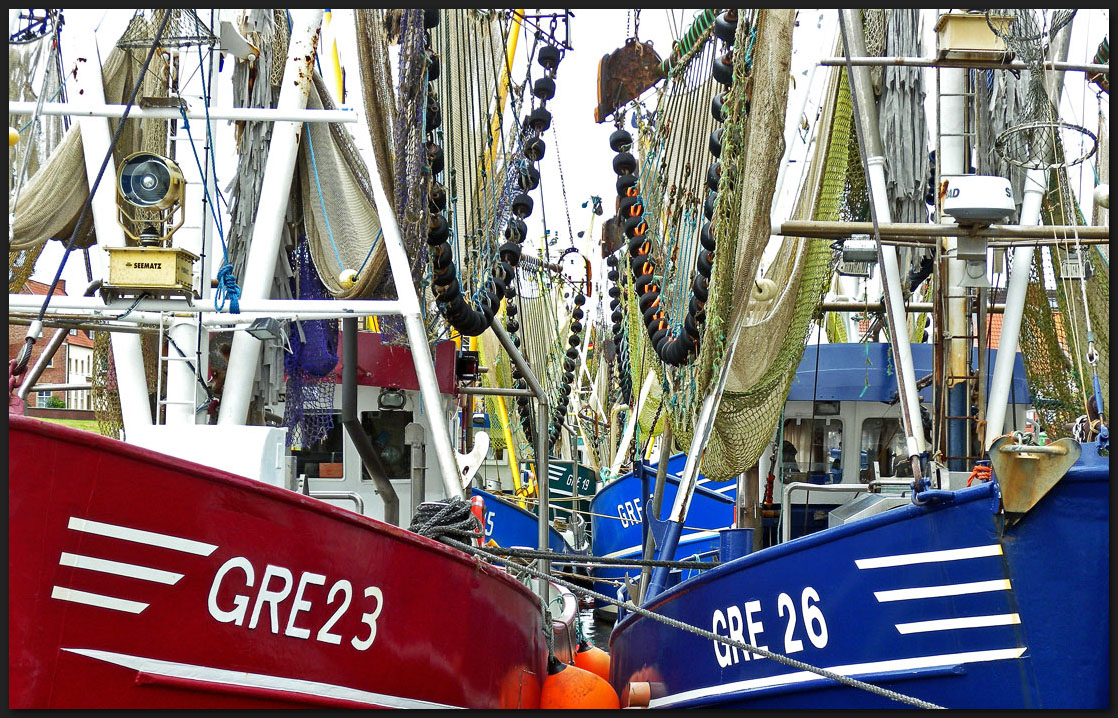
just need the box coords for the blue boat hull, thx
[472,487,573,556]
[591,458,736,607]
[607,443,1108,708]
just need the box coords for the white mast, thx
[70,22,153,435]
[218,9,324,426]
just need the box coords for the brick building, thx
[8,279,95,411]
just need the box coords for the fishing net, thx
[8,14,67,292]
[622,11,836,480]
[115,8,216,49]
[9,14,171,255]
[879,9,930,226]
[989,9,1097,171]
[297,73,387,298]
[684,39,842,481]
[225,8,289,282]
[283,240,339,449]
[861,9,886,95]
[91,332,123,438]
[354,10,398,204]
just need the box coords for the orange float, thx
[573,639,611,682]
[540,655,620,709]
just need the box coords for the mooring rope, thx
[478,546,719,571]
[441,535,944,709]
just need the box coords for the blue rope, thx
[215,264,241,314]
[304,121,346,271]
[356,228,383,274]
[184,40,241,315]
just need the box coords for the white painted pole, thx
[219,9,324,426]
[7,294,404,318]
[984,169,1045,447]
[867,158,926,456]
[609,370,657,477]
[70,26,152,435]
[8,101,358,124]
[841,10,925,462]
[345,30,465,501]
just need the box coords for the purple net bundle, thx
[283,239,339,449]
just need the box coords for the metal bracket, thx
[988,436,1081,522]
[458,430,489,490]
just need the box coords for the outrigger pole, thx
[838,9,927,476]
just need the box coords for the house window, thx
[37,391,50,408]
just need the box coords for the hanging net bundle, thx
[283,240,339,449]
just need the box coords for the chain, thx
[550,121,576,248]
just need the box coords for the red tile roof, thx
[21,278,67,297]
[66,329,95,348]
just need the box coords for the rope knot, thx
[215,264,241,314]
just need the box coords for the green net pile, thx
[1019,163,1109,437]
[616,11,854,480]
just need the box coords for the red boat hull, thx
[9,416,547,708]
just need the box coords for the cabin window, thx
[781,418,843,483]
[289,412,344,479]
[860,418,908,478]
[359,410,412,481]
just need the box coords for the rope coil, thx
[408,498,483,545]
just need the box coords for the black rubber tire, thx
[707,161,722,192]
[427,214,450,245]
[538,45,561,71]
[616,173,640,196]
[709,127,723,158]
[426,142,444,175]
[517,164,541,192]
[613,152,637,176]
[428,182,447,212]
[700,221,717,251]
[714,10,738,44]
[703,192,717,221]
[505,218,528,242]
[525,136,546,162]
[609,129,633,152]
[511,193,534,218]
[713,51,734,86]
[526,106,552,132]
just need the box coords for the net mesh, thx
[9,21,67,292]
[298,74,387,298]
[91,332,124,438]
[621,11,834,480]
[989,9,1096,170]
[116,8,216,49]
[283,240,339,449]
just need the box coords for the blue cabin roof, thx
[789,343,1031,404]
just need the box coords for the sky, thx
[19,9,1110,311]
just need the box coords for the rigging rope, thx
[440,535,944,709]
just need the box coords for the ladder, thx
[933,63,985,469]
[155,312,206,425]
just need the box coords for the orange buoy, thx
[469,495,486,546]
[573,639,611,682]
[540,655,620,709]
